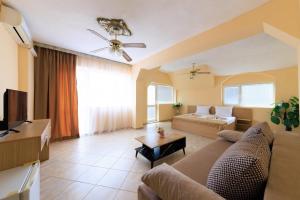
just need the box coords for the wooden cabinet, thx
[236,118,252,131]
[0,119,50,171]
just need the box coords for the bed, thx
[172,105,252,139]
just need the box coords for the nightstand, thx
[236,118,252,131]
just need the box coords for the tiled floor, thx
[41,122,213,200]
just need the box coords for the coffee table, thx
[135,132,186,168]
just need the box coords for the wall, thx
[134,68,173,128]
[0,24,34,120]
[157,104,174,121]
[171,66,298,131]
[0,24,18,120]
[18,47,34,120]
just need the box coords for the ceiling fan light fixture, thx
[97,17,132,36]
[88,18,146,62]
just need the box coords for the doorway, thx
[147,84,156,122]
[147,84,175,123]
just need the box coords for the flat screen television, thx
[0,89,28,132]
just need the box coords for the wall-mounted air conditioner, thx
[0,4,37,56]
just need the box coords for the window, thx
[156,85,174,104]
[223,83,275,108]
[147,84,174,122]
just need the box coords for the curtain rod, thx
[34,42,132,67]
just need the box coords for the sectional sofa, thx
[138,122,300,200]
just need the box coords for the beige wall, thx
[171,66,298,131]
[134,68,173,128]
[157,104,174,121]
[0,24,34,120]
[18,47,34,120]
[0,24,18,120]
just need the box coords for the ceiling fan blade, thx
[90,47,108,53]
[87,29,111,43]
[197,72,211,74]
[122,50,132,62]
[123,43,146,48]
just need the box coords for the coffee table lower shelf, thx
[135,137,186,168]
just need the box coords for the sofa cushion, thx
[173,139,232,185]
[251,122,274,145]
[142,163,225,200]
[264,133,300,200]
[207,131,271,200]
[217,130,243,142]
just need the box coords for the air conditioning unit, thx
[0,4,37,56]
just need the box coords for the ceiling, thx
[161,33,297,75]
[4,0,269,64]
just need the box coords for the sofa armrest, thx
[138,183,161,200]
[141,163,224,200]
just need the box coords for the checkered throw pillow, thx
[207,129,271,200]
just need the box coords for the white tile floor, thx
[41,122,213,200]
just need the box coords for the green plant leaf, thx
[287,112,295,119]
[271,116,280,125]
[292,119,299,128]
[282,102,289,109]
[284,119,293,127]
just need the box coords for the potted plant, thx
[270,96,299,131]
[172,102,183,115]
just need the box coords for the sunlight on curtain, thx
[76,56,133,135]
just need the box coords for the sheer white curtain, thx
[76,56,133,135]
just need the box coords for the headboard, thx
[187,105,253,120]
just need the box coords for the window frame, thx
[222,82,275,108]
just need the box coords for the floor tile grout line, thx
[41,175,138,194]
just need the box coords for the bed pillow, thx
[215,106,233,118]
[195,105,210,115]
[217,130,244,142]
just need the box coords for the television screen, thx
[4,89,27,130]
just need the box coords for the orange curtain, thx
[34,46,79,141]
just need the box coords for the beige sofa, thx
[138,130,300,200]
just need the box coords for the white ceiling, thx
[4,0,269,64]
[161,34,297,75]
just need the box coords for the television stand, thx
[0,130,9,137]
[0,119,51,171]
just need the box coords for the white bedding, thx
[175,114,236,125]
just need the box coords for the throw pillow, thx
[142,163,225,200]
[207,132,271,200]
[217,130,244,142]
[252,122,274,145]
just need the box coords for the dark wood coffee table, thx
[135,132,186,168]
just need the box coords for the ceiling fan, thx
[184,63,211,79]
[87,29,146,62]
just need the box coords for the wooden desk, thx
[0,119,51,171]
